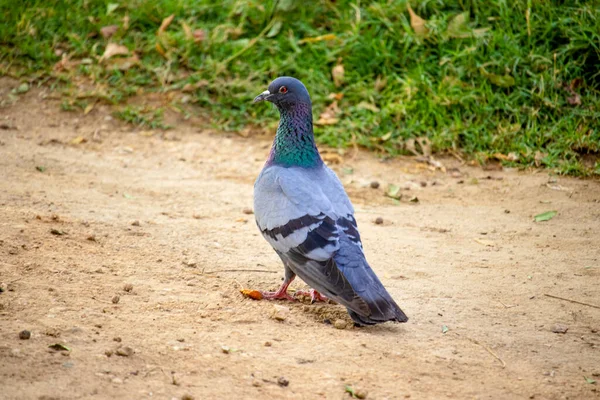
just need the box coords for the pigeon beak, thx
[253,90,272,103]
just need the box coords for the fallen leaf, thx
[328,92,344,101]
[585,376,597,385]
[474,238,495,247]
[379,132,392,141]
[407,3,428,38]
[106,3,119,15]
[442,325,449,334]
[100,43,129,62]
[192,29,206,42]
[49,343,70,351]
[534,210,557,222]
[16,83,29,93]
[221,345,234,354]
[321,153,343,164]
[106,54,139,70]
[100,25,119,39]
[70,136,87,145]
[409,196,419,203]
[50,229,67,236]
[332,63,344,87]
[386,184,402,200]
[316,101,340,125]
[158,14,175,35]
[447,11,469,38]
[123,193,134,199]
[240,289,263,300]
[298,34,337,44]
[566,93,581,106]
[267,20,283,38]
[357,102,380,113]
[480,67,515,88]
[83,102,95,115]
[181,21,193,40]
[36,166,46,172]
[155,42,167,58]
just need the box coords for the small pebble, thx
[370,181,380,189]
[264,341,272,347]
[504,209,511,214]
[131,220,140,226]
[277,376,289,387]
[181,395,195,400]
[552,324,569,334]
[374,217,383,225]
[111,295,120,304]
[123,283,133,292]
[105,350,113,357]
[355,389,368,399]
[111,377,123,384]
[242,207,254,215]
[270,305,290,321]
[113,336,122,342]
[333,319,347,330]
[116,346,134,357]
[19,330,31,340]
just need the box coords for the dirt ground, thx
[1,79,599,400]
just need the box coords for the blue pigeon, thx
[252,77,408,325]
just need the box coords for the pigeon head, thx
[253,77,311,109]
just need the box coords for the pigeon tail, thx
[334,234,408,325]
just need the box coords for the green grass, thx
[1,0,599,175]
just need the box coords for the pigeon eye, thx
[279,86,288,94]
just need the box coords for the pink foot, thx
[261,279,295,301]
[261,289,295,301]
[294,289,328,303]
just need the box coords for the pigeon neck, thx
[268,103,322,168]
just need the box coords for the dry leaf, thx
[83,102,95,115]
[298,33,336,44]
[106,54,139,71]
[100,25,119,39]
[192,29,206,43]
[316,101,340,125]
[474,238,495,247]
[332,63,344,87]
[240,289,263,300]
[321,153,343,164]
[181,21,193,40]
[158,14,175,35]
[327,93,344,101]
[155,42,167,57]
[407,3,428,38]
[182,80,209,93]
[70,136,87,145]
[357,102,380,113]
[375,75,387,91]
[100,43,129,62]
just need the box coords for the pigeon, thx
[252,77,408,325]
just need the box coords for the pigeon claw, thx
[294,289,328,303]
[261,290,295,302]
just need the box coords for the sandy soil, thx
[1,79,599,400]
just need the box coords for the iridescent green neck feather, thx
[267,103,322,168]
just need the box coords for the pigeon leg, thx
[261,277,296,301]
[294,289,328,303]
